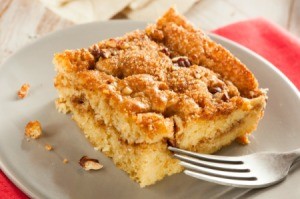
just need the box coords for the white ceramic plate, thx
[0,21,299,199]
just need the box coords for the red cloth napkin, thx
[213,18,300,89]
[0,172,28,199]
[0,18,299,199]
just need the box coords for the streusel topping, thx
[54,7,263,120]
[55,29,246,119]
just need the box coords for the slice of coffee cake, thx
[53,7,267,187]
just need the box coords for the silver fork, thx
[168,146,300,188]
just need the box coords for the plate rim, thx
[0,20,299,198]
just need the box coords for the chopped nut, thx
[89,46,111,61]
[160,47,170,56]
[221,92,230,101]
[79,156,103,171]
[63,158,69,164]
[208,86,222,94]
[25,121,42,139]
[99,49,111,59]
[18,83,30,99]
[88,45,101,60]
[45,144,53,151]
[172,56,191,67]
[122,86,133,95]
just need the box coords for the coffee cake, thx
[53,7,267,187]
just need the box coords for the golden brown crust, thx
[146,7,259,97]
[54,49,95,73]
[54,31,246,118]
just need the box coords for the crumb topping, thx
[55,28,250,119]
[18,83,30,99]
[146,7,259,97]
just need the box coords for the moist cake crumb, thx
[18,83,30,99]
[45,144,53,151]
[25,120,42,139]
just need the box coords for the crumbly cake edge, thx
[56,92,183,187]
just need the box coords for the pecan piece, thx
[208,86,222,94]
[160,47,170,56]
[89,45,101,60]
[79,156,103,171]
[222,92,230,101]
[89,45,111,61]
[172,56,191,67]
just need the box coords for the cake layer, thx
[174,96,265,153]
[172,94,266,151]
[55,74,265,154]
[55,79,264,187]
[57,91,182,187]
[54,71,174,144]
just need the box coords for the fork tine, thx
[174,154,248,171]
[184,170,260,188]
[180,161,254,179]
[168,146,241,163]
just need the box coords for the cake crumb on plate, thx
[45,144,53,151]
[25,120,42,139]
[18,83,30,99]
